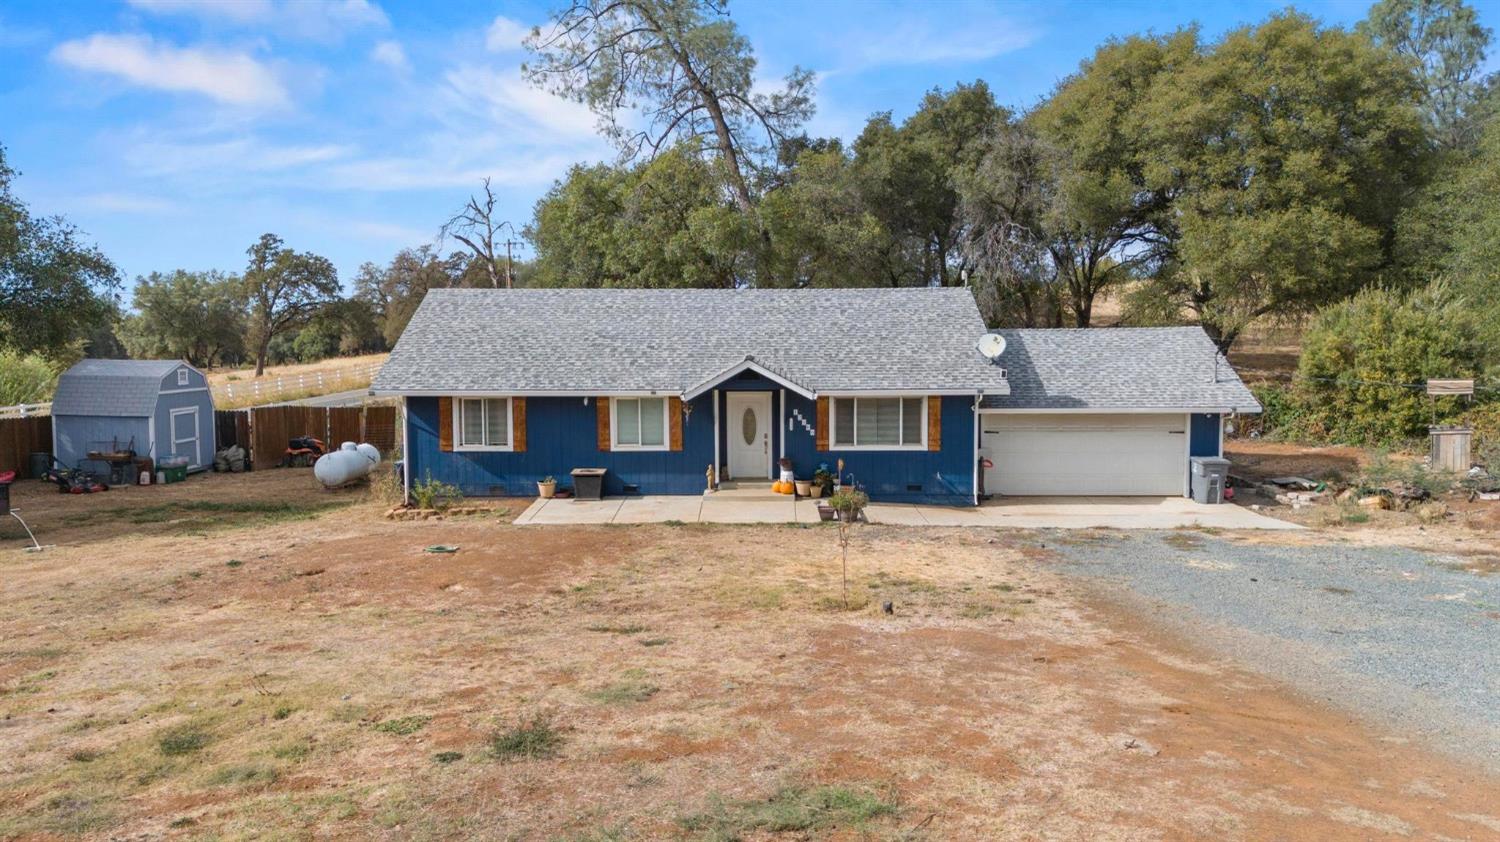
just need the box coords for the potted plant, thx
[537,475,557,499]
[812,467,832,499]
[794,478,812,497]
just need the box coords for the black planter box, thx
[570,468,607,501]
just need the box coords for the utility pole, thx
[503,239,522,289]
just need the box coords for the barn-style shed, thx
[51,359,215,472]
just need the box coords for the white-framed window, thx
[176,368,189,386]
[612,396,668,450]
[455,397,513,450]
[831,396,927,449]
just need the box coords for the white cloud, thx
[125,0,388,41]
[126,137,353,176]
[827,10,1038,75]
[485,15,531,53]
[370,39,408,72]
[51,33,288,107]
[324,149,584,191]
[440,65,598,141]
[126,0,273,23]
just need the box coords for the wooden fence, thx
[0,406,397,476]
[0,416,52,479]
[239,405,398,471]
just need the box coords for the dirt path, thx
[2,477,1498,839]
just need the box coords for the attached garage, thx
[981,413,1189,496]
[977,327,1260,499]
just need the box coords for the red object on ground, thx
[0,471,14,484]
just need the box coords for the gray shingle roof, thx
[373,288,1010,395]
[978,327,1261,412]
[52,359,185,416]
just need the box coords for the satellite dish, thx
[975,333,1007,361]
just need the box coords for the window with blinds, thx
[614,397,667,449]
[457,397,511,449]
[831,397,925,448]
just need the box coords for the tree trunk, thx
[254,333,270,377]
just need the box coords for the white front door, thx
[725,392,772,480]
[170,407,201,468]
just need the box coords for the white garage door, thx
[981,413,1187,496]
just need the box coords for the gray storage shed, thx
[51,360,215,472]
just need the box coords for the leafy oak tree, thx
[527,144,749,287]
[1133,13,1429,349]
[0,144,120,360]
[118,270,247,368]
[524,0,814,229]
[242,234,340,376]
[354,246,469,346]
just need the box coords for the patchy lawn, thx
[1,472,1497,840]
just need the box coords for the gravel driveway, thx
[1046,531,1500,771]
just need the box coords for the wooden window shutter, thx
[596,397,611,451]
[927,396,941,452]
[512,397,526,452]
[815,397,829,452]
[669,397,683,451]
[438,397,454,452]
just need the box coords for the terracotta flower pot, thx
[537,480,556,499]
[794,480,812,497]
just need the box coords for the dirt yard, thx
[2,472,1498,840]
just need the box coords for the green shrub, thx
[1246,382,1311,440]
[0,350,58,405]
[1295,284,1487,446]
[409,473,462,509]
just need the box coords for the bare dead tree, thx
[524,0,814,220]
[440,178,517,289]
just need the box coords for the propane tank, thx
[313,441,381,487]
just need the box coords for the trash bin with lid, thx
[1189,457,1231,504]
[570,468,607,501]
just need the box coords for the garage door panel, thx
[981,414,1185,496]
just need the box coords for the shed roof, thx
[373,288,1010,396]
[52,359,186,417]
[978,327,1261,412]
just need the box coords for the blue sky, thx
[0,0,1487,291]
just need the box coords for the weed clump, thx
[490,715,562,760]
[373,715,431,736]
[157,724,211,756]
[678,783,898,837]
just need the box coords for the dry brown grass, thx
[1,473,1497,840]
[207,353,388,409]
[204,353,388,389]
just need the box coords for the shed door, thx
[170,407,201,468]
[981,413,1186,496]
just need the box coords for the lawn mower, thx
[41,457,109,494]
[281,435,328,468]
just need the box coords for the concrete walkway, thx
[513,494,1298,530]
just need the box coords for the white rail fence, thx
[0,402,51,419]
[0,362,384,418]
[215,362,383,406]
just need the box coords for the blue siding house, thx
[51,359,216,472]
[373,289,1259,504]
